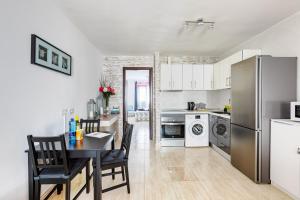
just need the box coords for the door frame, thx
[123,67,153,140]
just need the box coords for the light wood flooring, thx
[48,122,291,200]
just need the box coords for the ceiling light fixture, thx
[185,18,215,29]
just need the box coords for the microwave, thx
[290,102,300,121]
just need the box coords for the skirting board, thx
[211,144,231,161]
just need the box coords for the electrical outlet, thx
[69,108,75,115]
[62,109,68,116]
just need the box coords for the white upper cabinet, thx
[203,64,214,90]
[160,63,183,90]
[214,49,261,90]
[193,64,204,90]
[182,64,204,90]
[172,64,183,90]
[160,63,172,90]
[213,62,221,90]
[182,64,194,90]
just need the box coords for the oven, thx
[160,114,185,146]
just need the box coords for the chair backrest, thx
[80,119,100,133]
[121,122,134,159]
[27,135,69,177]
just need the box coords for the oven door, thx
[161,122,185,138]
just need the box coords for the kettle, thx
[187,102,195,110]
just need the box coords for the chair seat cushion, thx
[93,149,125,167]
[38,158,89,180]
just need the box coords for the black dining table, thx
[26,131,115,200]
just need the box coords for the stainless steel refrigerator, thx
[231,55,297,183]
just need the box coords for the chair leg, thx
[34,180,40,200]
[86,162,90,193]
[125,163,130,194]
[121,166,125,181]
[112,168,115,180]
[65,180,71,200]
[57,184,63,194]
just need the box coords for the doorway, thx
[123,67,153,140]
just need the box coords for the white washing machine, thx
[185,114,209,147]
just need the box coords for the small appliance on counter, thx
[290,102,300,121]
[187,102,195,110]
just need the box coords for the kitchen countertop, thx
[161,109,231,119]
[98,114,119,127]
[271,119,300,126]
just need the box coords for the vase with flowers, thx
[99,77,116,116]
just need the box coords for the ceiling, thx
[55,0,300,56]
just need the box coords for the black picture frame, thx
[31,34,72,76]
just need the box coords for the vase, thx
[103,97,110,116]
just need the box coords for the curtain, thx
[135,81,149,111]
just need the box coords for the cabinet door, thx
[193,64,204,90]
[213,62,221,90]
[218,60,227,89]
[182,64,193,90]
[242,49,261,60]
[160,64,172,90]
[271,121,300,198]
[171,64,183,90]
[203,64,214,90]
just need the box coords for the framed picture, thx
[31,34,72,76]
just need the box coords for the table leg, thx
[111,138,115,180]
[94,151,102,200]
[28,153,35,200]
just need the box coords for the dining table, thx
[25,131,115,200]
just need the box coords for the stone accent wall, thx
[103,56,155,138]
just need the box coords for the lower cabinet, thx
[271,120,300,199]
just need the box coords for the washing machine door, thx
[216,118,231,154]
[190,121,205,137]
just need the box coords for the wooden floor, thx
[48,122,291,200]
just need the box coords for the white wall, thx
[0,0,103,199]
[160,91,208,109]
[223,11,300,99]
[206,89,231,109]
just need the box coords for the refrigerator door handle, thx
[255,56,262,131]
[255,130,262,183]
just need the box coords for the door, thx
[160,64,172,90]
[213,63,221,90]
[271,121,300,198]
[182,64,193,90]
[171,64,183,90]
[203,64,214,90]
[193,64,204,90]
[231,124,258,182]
[231,57,257,129]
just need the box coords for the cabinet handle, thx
[191,81,193,88]
[229,77,231,86]
[169,81,172,88]
[211,80,214,89]
[297,147,300,154]
[194,81,196,89]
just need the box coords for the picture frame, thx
[31,34,72,76]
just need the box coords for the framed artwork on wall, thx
[31,34,72,76]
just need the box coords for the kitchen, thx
[3,0,300,200]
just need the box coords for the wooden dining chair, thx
[27,134,90,200]
[92,122,134,193]
[80,119,100,133]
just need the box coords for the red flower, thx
[99,86,104,92]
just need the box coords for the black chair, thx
[27,135,90,200]
[80,119,100,133]
[92,122,134,193]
